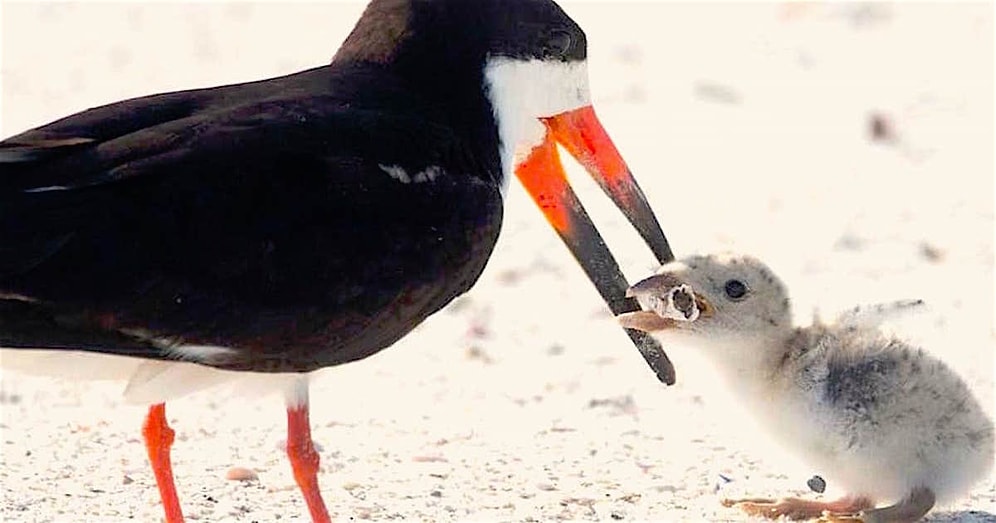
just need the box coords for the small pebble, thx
[411,455,448,463]
[807,475,827,493]
[465,345,494,364]
[869,112,895,143]
[695,81,741,105]
[0,390,22,404]
[920,242,945,263]
[714,473,734,493]
[225,466,259,481]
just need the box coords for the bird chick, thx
[619,253,994,523]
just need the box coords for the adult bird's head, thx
[334,0,676,383]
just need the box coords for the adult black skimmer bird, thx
[1,0,674,521]
[621,254,994,522]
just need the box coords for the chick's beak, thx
[514,104,676,384]
[617,311,675,333]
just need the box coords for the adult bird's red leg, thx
[286,384,331,523]
[142,403,185,523]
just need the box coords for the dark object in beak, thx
[622,273,714,332]
[515,105,675,385]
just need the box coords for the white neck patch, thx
[483,57,592,196]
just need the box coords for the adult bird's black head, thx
[332,0,677,381]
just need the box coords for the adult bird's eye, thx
[545,29,573,58]
[724,279,748,301]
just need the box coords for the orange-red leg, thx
[722,495,873,520]
[286,398,331,523]
[820,487,935,523]
[142,403,184,523]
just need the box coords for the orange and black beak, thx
[515,105,676,385]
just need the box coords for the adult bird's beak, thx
[514,104,677,385]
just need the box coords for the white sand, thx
[1,2,993,521]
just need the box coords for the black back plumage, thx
[1,65,503,371]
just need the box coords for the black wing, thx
[1,67,503,372]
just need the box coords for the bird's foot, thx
[820,487,935,523]
[722,496,873,521]
[721,497,816,520]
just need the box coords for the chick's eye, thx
[724,279,748,300]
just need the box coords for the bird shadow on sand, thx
[925,510,996,522]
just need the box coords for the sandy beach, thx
[1,2,993,521]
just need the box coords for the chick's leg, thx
[722,496,873,520]
[820,487,934,523]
